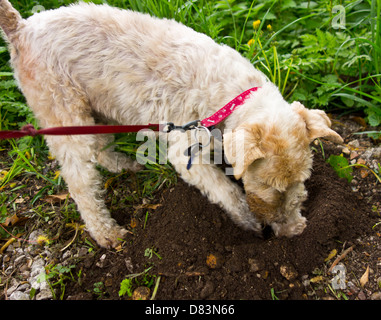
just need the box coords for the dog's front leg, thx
[46,135,128,248]
[167,131,262,234]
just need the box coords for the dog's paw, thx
[291,217,307,236]
[91,226,129,249]
[272,216,307,238]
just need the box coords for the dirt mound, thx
[67,154,372,300]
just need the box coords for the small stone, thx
[30,258,45,278]
[302,279,310,287]
[2,254,11,264]
[5,265,14,275]
[61,250,72,260]
[132,286,150,300]
[357,290,367,300]
[357,158,367,166]
[280,264,298,281]
[36,289,53,300]
[371,292,381,300]
[9,291,30,300]
[360,169,369,179]
[348,139,360,148]
[206,253,223,269]
[77,247,88,258]
[14,255,27,266]
[19,263,30,273]
[96,254,107,268]
[200,281,214,299]
[7,283,20,296]
[350,151,359,160]
[125,258,134,273]
[248,258,262,272]
[17,283,31,292]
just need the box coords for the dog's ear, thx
[223,124,265,179]
[292,101,343,144]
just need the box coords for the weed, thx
[327,154,353,183]
[144,247,162,260]
[114,133,177,198]
[143,211,149,229]
[119,278,134,297]
[327,153,381,184]
[270,287,279,300]
[150,275,161,300]
[327,283,349,300]
[118,266,155,298]
[37,263,76,300]
[92,281,106,299]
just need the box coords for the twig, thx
[0,237,16,254]
[158,271,205,277]
[185,271,204,277]
[150,276,161,300]
[328,245,355,273]
[60,226,79,252]
[126,266,153,279]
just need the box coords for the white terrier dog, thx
[0,1,342,247]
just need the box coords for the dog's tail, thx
[0,0,22,43]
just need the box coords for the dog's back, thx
[0,1,262,126]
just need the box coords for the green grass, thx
[0,0,380,242]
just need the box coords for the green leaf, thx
[281,0,297,10]
[327,155,353,183]
[119,278,134,297]
[321,74,340,86]
[367,112,381,127]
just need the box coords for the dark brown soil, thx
[65,153,375,300]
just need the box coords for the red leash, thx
[0,87,258,139]
[0,123,161,140]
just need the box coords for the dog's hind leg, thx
[33,87,128,248]
[10,40,128,248]
[167,131,262,234]
[46,133,128,248]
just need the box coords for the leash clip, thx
[162,120,213,170]
[163,120,200,133]
[185,125,213,170]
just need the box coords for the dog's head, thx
[223,101,342,228]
